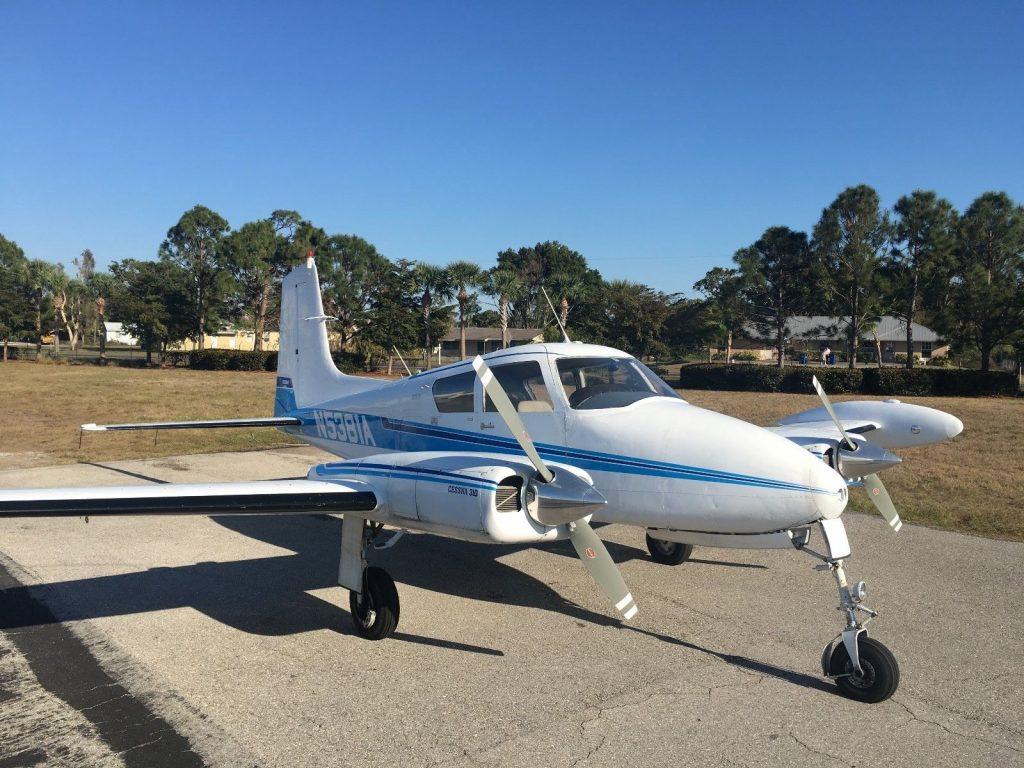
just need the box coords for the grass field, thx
[1,361,1021,540]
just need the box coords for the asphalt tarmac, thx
[1,447,1021,768]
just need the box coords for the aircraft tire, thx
[349,566,400,640]
[645,534,693,565]
[829,636,900,703]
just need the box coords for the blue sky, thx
[2,1,1022,295]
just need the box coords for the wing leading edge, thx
[0,479,375,518]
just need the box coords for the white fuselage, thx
[277,344,849,537]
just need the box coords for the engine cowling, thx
[308,452,605,544]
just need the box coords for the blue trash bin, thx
[827,353,836,366]
[799,352,808,365]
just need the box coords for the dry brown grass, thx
[1,362,1020,539]
[0,362,298,469]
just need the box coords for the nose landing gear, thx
[798,520,900,703]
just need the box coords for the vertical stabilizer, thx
[275,255,382,413]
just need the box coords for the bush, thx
[679,363,1017,397]
[863,367,932,396]
[923,368,1018,397]
[188,349,276,371]
[186,348,364,374]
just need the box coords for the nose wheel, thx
[827,636,900,703]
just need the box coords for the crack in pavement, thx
[892,698,1022,755]
[788,731,856,767]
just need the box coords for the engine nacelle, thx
[308,451,604,544]
[787,435,902,478]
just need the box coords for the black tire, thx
[645,533,694,565]
[829,636,900,703]
[348,566,400,640]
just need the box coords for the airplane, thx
[0,255,964,704]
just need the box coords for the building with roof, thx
[732,316,948,362]
[439,326,544,358]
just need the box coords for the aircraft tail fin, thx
[275,255,383,414]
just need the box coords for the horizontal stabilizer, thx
[81,417,302,432]
[0,479,375,518]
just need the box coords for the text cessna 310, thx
[0,256,963,703]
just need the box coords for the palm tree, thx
[547,271,586,334]
[26,260,63,361]
[483,268,522,349]
[447,261,482,358]
[414,263,453,368]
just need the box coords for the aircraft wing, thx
[769,419,878,440]
[81,417,301,432]
[0,479,375,518]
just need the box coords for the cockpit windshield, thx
[556,357,681,410]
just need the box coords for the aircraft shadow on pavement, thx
[0,515,829,691]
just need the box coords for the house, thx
[732,316,948,362]
[439,326,544,357]
[170,327,281,352]
[103,322,139,346]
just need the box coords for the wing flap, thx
[0,479,376,518]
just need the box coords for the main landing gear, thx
[798,521,900,703]
[645,533,693,565]
[340,516,401,640]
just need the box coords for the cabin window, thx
[557,357,681,410]
[432,371,476,413]
[920,342,932,358]
[484,361,554,413]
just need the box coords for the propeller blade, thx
[568,520,638,621]
[863,473,902,532]
[472,356,635,619]
[472,356,554,483]
[811,376,856,451]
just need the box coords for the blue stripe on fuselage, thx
[285,405,837,496]
[314,463,497,492]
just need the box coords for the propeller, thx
[811,376,902,533]
[472,356,638,620]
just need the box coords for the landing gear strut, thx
[645,533,693,565]
[798,520,900,703]
[340,517,400,640]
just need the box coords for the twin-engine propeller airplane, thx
[0,256,964,703]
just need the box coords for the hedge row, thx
[679,364,1018,397]
[184,349,362,373]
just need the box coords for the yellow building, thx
[170,327,348,352]
[171,327,281,352]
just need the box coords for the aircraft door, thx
[428,369,479,447]
[477,359,565,452]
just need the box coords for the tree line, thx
[1,185,1022,371]
[694,186,1024,371]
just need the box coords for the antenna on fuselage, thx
[392,345,412,376]
[540,286,571,343]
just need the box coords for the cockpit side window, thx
[432,371,476,413]
[483,361,554,413]
[557,357,681,410]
